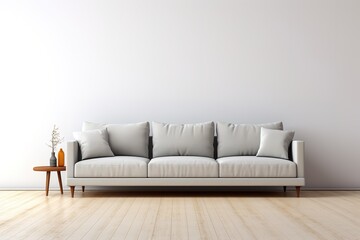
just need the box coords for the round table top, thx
[33,166,66,171]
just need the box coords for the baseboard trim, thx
[1,187,360,191]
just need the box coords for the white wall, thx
[0,0,359,189]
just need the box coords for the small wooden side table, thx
[33,166,66,196]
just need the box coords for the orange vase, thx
[58,148,65,167]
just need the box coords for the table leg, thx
[57,171,64,194]
[45,171,50,196]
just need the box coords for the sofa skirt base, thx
[67,177,305,186]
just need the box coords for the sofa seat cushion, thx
[148,156,218,178]
[74,156,149,177]
[217,156,296,178]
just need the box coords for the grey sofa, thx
[66,121,305,197]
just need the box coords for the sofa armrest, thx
[66,140,79,178]
[292,140,305,178]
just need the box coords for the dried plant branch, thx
[47,125,64,152]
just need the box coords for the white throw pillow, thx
[256,128,295,159]
[73,129,114,160]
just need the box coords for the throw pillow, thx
[256,128,295,159]
[73,129,114,160]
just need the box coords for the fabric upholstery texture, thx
[73,129,114,160]
[217,156,296,177]
[148,156,218,178]
[74,156,149,177]
[106,122,149,158]
[256,128,295,159]
[81,121,150,158]
[152,122,214,158]
[216,122,283,157]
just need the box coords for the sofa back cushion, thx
[81,121,150,158]
[216,122,283,157]
[107,122,150,158]
[152,122,214,158]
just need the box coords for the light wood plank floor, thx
[0,190,360,240]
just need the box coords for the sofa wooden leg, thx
[82,186,85,192]
[296,186,301,198]
[283,186,287,192]
[70,186,75,198]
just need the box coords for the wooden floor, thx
[0,190,360,240]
